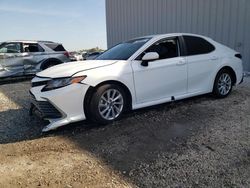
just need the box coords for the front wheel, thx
[88,84,127,124]
[213,70,233,98]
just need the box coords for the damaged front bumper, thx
[29,82,89,132]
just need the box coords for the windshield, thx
[96,37,151,60]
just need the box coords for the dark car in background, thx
[83,51,103,60]
[0,40,70,78]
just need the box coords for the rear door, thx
[183,36,220,93]
[0,42,24,77]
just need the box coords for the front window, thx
[0,43,22,53]
[96,37,151,60]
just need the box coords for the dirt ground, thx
[0,77,249,188]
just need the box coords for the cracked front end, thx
[30,76,89,132]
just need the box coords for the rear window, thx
[45,43,66,51]
[183,36,215,56]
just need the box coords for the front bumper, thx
[30,93,62,119]
[30,82,89,132]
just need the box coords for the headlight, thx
[42,76,87,91]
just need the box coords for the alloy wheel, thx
[98,89,124,120]
[217,73,232,96]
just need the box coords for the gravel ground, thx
[0,77,249,187]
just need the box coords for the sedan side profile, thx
[30,33,243,132]
[0,41,70,78]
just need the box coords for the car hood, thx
[37,60,117,78]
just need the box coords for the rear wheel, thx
[213,69,233,98]
[88,84,126,124]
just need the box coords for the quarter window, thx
[44,43,66,52]
[183,36,215,56]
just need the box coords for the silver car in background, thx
[0,40,70,78]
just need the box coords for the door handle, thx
[176,60,186,66]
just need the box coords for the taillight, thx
[235,53,242,59]
[64,51,70,58]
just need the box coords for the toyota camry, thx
[30,33,243,132]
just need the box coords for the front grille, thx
[30,95,62,119]
[36,101,62,118]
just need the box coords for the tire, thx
[213,69,233,98]
[88,84,127,124]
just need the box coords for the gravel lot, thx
[0,77,249,187]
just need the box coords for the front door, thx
[0,42,24,77]
[132,37,188,104]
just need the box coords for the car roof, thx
[134,33,211,40]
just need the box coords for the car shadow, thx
[0,79,43,144]
[57,95,216,187]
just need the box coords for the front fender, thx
[73,61,137,106]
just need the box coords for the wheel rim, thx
[98,89,124,120]
[218,73,232,95]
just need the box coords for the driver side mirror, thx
[141,52,159,67]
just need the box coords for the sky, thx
[0,0,107,51]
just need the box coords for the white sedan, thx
[30,33,244,132]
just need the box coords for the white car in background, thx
[69,52,85,61]
[30,33,243,132]
[74,52,84,61]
